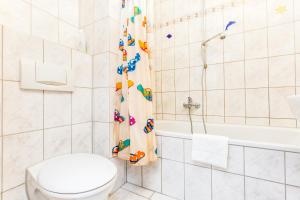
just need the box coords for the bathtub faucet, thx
[183,97,200,109]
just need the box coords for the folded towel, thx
[192,134,229,169]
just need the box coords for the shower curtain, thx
[112,0,157,166]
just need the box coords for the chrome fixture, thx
[183,97,201,109]
[183,97,200,134]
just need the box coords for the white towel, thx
[192,134,229,169]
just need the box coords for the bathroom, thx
[0,0,300,199]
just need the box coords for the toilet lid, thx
[37,154,117,194]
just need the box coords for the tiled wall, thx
[0,0,84,51]
[127,134,300,200]
[0,25,93,199]
[79,0,126,191]
[153,0,300,128]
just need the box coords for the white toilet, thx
[26,153,117,200]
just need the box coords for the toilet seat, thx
[36,154,117,196]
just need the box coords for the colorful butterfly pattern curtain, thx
[112,0,157,166]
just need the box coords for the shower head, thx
[201,32,226,46]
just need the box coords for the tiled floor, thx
[110,183,177,200]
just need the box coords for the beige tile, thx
[245,29,268,59]
[189,42,203,67]
[189,67,202,91]
[205,64,224,90]
[189,17,203,43]
[72,122,92,153]
[270,118,296,128]
[225,89,245,117]
[224,61,245,89]
[246,117,269,126]
[161,48,175,70]
[246,88,269,118]
[162,92,176,114]
[269,87,295,118]
[267,0,293,26]
[72,50,92,88]
[3,81,43,135]
[205,10,223,37]
[206,39,223,65]
[224,33,244,62]
[190,91,203,116]
[155,72,162,92]
[296,54,300,86]
[223,4,243,34]
[296,22,300,54]
[269,55,295,87]
[268,23,295,57]
[3,131,43,191]
[174,21,189,46]
[207,90,224,116]
[174,45,189,68]
[3,27,43,81]
[72,87,92,123]
[44,126,72,159]
[162,70,175,92]
[244,0,267,31]
[175,68,189,91]
[245,58,268,88]
[32,8,59,42]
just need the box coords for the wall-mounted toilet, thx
[26,153,117,200]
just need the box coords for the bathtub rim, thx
[156,130,300,153]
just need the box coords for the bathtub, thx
[156,120,300,153]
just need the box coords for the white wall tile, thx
[162,92,175,114]
[79,0,94,27]
[142,158,162,192]
[245,177,285,200]
[72,87,92,123]
[206,64,224,90]
[287,185,300,200]
[286,152,300,187]
[189,43,203,67]
[185,164,211,200]
[175,68,189,91]
[0,0,31,34]
[189,67,203,91]
[161,136,184,162]
[3,131,43,191]
[175,22,189,46]
[188,18,203,43]
[59,0,79,26]
[214,145,244,175]
[212,170,244,200]
[94,18,110,54]
[111,158,126,192]
[44,91,71,128]
[44,40,71,67]
[44,126,72,159]
[59,22,81,49]
[162,70,175,92]
[32,8,59,42]
[93,122,110,157]
[71,122,92,153]
[3,81,43,135]
[207,90,224,116]
[245,147,285,183]
[295,22,300,54]
[2,184,27,200]
[162,159,184,200]
[224,61,245,89]
[3,27,43,81]
[32,0,58,16]
[127,164,142,186]
[72,50,92,87]
[93,53,109,87]
[93,88,110,122]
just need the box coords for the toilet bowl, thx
[26,153,117,200]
